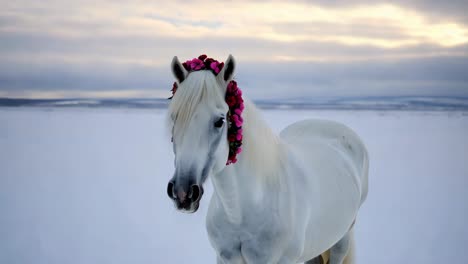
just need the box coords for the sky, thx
[0,0,468,100]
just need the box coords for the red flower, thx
[227,81,236,93]
[182,62,190,71]
[216,62,224,73]
[168,82,178,99]
[171,82,178,94]
[226,96,237,107]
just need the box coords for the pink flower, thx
[235,147,242,154]
[236,133,242,141]
[233,110,243,123]
[210,61,221,74]
[186,58,205,71]
[232,114,242,127]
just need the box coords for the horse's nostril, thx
[167,181,175,199]
[188,187,193,199]
[190,184,201,201]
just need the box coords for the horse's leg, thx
[216,250,246,264]
[329,231,351,264]
[304,255,323,264]
[217,256,244,264]
[217,256,245,264]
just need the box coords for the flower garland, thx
[169,55,244,165]
[225,80,244,165]
[182,54,225,75]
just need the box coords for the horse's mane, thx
[238,99,284,182]
[167,70,283,182]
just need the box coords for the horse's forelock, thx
[167,71,225,136]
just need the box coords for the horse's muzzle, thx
[167,181,204,213]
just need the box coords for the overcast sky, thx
[1,0,467,99]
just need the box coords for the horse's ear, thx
[171,56,188,83]
[221,54,236,82]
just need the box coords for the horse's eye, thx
[214,117,225,128]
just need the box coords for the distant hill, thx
[1,96,468,111]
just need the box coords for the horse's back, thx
[280,119,368,205]
[279,119,369,260]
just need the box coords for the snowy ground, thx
[1,107,467,263]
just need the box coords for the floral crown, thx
[169,54,244,165]
[183,54,225,75]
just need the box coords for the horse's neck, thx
[212,100,283,223]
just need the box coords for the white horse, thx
[166,55,369,264]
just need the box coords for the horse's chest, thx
[206,205,296,263]
[207,210,272,244]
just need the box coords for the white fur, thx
[168,56,368,263]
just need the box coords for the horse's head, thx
[166,55,237,213]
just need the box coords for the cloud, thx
[0,0,467,99]
[1,52,467,99]
[237,55,468,99]
[288,0,468,24]
[3,1,468,48]
[2,30,467,64]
